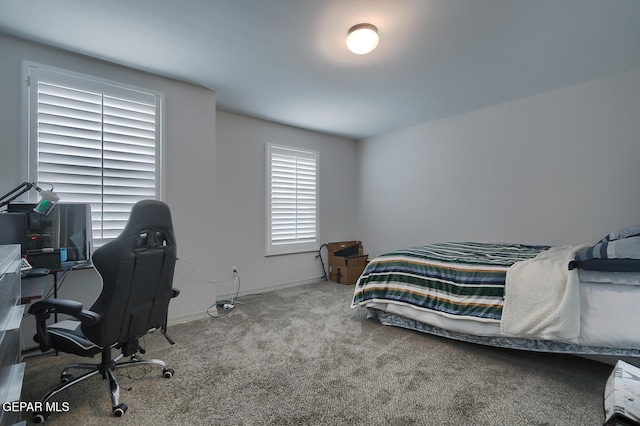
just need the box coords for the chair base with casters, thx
[32,345,174,423]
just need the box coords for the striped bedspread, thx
[351,242,549,322]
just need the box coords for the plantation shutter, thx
[27,65,161,247]
[266,144,319,255]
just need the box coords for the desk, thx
[20,275,47,304]
[50,262,93,298]
[20,262,93,305]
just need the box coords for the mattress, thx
[352,242,548,322]
[352,242,640,352]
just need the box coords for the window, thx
[24,63,163,247]
[266,144,319,256]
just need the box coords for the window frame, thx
[265,143,319,256]
[21,61,165,247]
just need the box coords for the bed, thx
[351,227,640,358]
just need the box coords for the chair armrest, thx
[171,288,180,298]
[28,298,100,325]
[28,299,100,352]
[29,298,83,315]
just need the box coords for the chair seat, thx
[39,320,103,357]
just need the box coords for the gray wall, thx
[1,33,359,330]
[1,33,217,327]
[356,69,640,256]
[214,111,359,298]
[4,31,640,329]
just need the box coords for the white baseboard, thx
[217,276,324,300]
[167,311,210,326]
[166,276,325,326]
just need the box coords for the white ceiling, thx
[1,0,639,140]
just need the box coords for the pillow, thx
[600,224,640,242]
[571,235,640,272]
[570,258,640,272]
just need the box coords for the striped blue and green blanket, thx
[351,242,549,322]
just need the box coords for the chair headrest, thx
[122,200,174,236]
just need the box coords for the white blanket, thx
[500,244,589,342]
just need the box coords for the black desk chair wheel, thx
[28,200,179,422]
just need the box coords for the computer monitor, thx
[8,202,93,262]
[0,212,28,257]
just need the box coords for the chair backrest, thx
[82,200,177,350]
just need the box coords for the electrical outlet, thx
[232,266,238,277]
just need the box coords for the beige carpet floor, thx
[20,280,613,425]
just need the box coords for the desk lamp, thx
[0,182,60,216]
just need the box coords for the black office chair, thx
[28,200,179,422]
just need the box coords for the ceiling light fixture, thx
[346,23,379,55]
